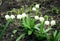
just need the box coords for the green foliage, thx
[22,15,35,35]
[34,21,52,41]
[16,15,35,41]
[51,30,60,41]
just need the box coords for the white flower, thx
[35,4,40,8]
[39,17,44,22]
[45,21,50,25]
[5,15,10,20]
[10,15,15,19]
[22,13,27,18]
[32,7,36,11]
[51,20,56,26]
[17,14,22,19]
[34,16,39,20]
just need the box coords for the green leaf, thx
[25,16,30,28]
[56,32,60,41]
[44,28,52,33]
[28,30,32,35]
[30,18,34,28]
[16,34,25,41]
[22,16,31,29]
[34,23,40,30]
[22,23,30,29]
[22,15,34,36]
[53,30,57,39]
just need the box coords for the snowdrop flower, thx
[39,17,44,22]
[10,15,15,19]
[34,16,39,20]
[45,21,50,25]
[51,20,56,26]
[5,15,10,20]
[35,4,40,8]
[17,14,22,19]
[22,13,27,18]
[32,7,36,11]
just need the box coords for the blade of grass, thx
[40,21,44,34]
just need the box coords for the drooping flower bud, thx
[32,7,36,11]
[35,4,40,8]
[17,14,22,19]
[5,15,10,20]
[22,13,27,18]
[10,15,15,19]
[51,20,56,26]
[34,16,39,20]
[39,17,44,22]
[45,21,50,25]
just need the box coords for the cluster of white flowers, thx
[34,16,44,21]
[5,13,56,26]
[5,13,27,20]
[45,20,56,26]
[17,13,27,19]
[5,15,15,20]
[32,4,40,11]
[34,16,56,26]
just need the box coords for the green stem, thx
[30,6,32,13]
[36,9,38,15]
[18,9,20,14]
[22,6,24,13]
[40,21,44,34]
[30,4,34,13]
